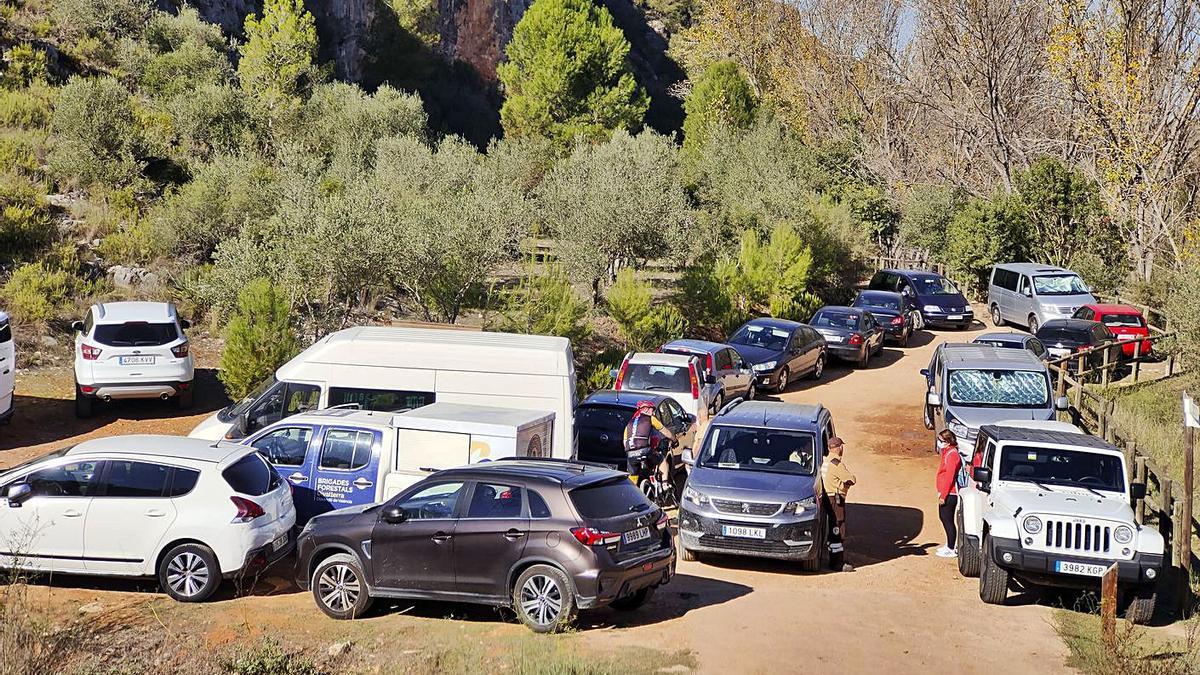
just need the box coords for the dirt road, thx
[0,328,1073,672]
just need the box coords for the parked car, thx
[71,302,194,418]
[294,460,675,632]
[851,290,916,346]
[921,344,1067,452]
[0,435,295,602]
[1035,319,1120,372]
[660,339,756,405]
[245,404,555,524]
[726,318,827,394]
[1073,304,1152,358]
[574,391,697,472]
[678,400,834,571]
[190,326,577,459]
[868,269,973,329]
[613,352,714,423]
[0,311,12,425]
[957,421,1161,624]
[988,263,1097,333]
[810,306,885,368]
[972,332,1049,361]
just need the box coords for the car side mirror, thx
[1130,482,1147,500]
[382,505,407,524]
[71,321,84,332]
[972,467,991,485]
[225,413,249,440]
[920,368,930,378]
[926,392,940,407]
[1022,288,1033,297]
[1055,396,1069,411]
[6,483,31,507]
[681,448,694,466]
[179,319,191,330]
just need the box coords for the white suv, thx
[0,435,295,601]
[72,302,194,418]
[958,421,1163,624]
[613,352,717,422]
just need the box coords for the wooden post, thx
[1101,346,1111,386]
[1101,563,1119,649]
[1056,365,1067,400]
[1135,457,1148,525]
[1105,401,1116,443]
[1167,354,1176,377]
[1099,406,1109,441]
[1163,478,1174,563]
[1132,339,1142,384]
[1185,426,1195,575]
[1074,357,1085,410]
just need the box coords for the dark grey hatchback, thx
[295,460,675,632]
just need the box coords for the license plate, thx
[1054,560,1107,577]
[119,355,155,365]
[1118,334,1134,341]
[947,314,963,320]
[824,335,843,343]
[271,533,288,552]
[623,527,650,544]
[1049,349,1070,357]
[722,525,766,539]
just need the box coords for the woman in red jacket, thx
[935,429,963,558]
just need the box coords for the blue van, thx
[868,269,973,330]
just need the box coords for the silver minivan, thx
[921,344,1067,454]
[987,263,1097,333]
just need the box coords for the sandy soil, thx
[0,324,1076,673]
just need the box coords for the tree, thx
[944,193,1028,297]
[494,262,591,344]
[498,0,648,147]
[606,268,687,351]
[682,61,756,160]
[237,0,320,129]
[219,278,298,400]
[48,76,141,188]
[1013,157,1109,269]
[715,223,819,322]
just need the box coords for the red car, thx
[1072,304,1152,357]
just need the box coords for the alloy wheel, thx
[317,563,362,613]
[776,368,790,394]
[166,552,210,598]
[813,356,824,379]
[520,574,563,628]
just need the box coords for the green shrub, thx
[221,639,326,675]
[0,131,44,175]
[48,76,141,188]
[682,60,756,163]
[494,263,591,343]
[219,278,299,400]
[0,87,53,129]
[944,193,1027,298]
[577,347,625,399]
[2,43,49,88]
[606,268,686,351]
[96,218,167,265]
[1,262,72,324]
[0,174,54,264]
[1166,262,1200,357]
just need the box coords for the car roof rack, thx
[493,457,613,472]
[716,397,745,417]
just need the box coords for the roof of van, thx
[68,435,246,463]
[993,263,1073,275]
[715,400,826,430]
[940,344,1044,370]
[979,424,1120,454]
[278,326,573,378]
[93,301,177,323]
[393,403,554,434]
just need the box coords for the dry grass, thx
[1055,609,1200,675]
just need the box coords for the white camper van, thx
[190,326,576,458]
[0,311,12,424]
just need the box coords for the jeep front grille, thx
[711,499,781,517]
[1044,519,1110,554]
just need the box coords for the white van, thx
[0,311,12,424]
[242,404,555,523]
[189,326,576,457]
[987,263,1097,333]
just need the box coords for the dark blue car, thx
[725,318,827,395]
[868,269,973,330]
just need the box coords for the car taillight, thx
[706,353,715,374]
[655,510,669,530]
[848,334,864,346]
[890,316,904,326]
[81,343,102,360]
[689,364,700,399]
[171,342,189,358]
[571,527,621,546]
[614,361,628,389]
[230,496,265,523]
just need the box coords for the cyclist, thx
[623,400,676,485]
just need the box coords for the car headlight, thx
[923,305,940,313]
[787,496,817,514]
[1022,515,1042,534]
[948,420,970,438]
[683,486,709,505]
[1114,525,1134,544]
[752,361,776,372]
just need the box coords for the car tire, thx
[159,543,221,602]
[775,367,790,394]
[799,518,827,572]
[610,587,655,612]
[513,564,577,633]
[990,305,1004,327]
[956,512,980,578]
[176,387,194,410]
[74,385,94,419]
[680,542,699,562]
[809,355,824,381]
[1122,586,1157,625]
[712,392,724,415]
[913,311,925,330]
[978,534,1009,605]
[898,329,909,348]
[311,553,374,620]
[857,350,869,369]
[923,404,935,431]
[1028,315,1039,334]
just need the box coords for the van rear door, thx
[309,426,383,519]
[0,314,13,420]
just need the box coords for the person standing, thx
[820,436,856,572]
[935,429,963,558]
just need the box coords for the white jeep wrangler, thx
[957,421,1163,624]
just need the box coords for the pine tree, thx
[237,0,319,126]
[218,278,298,400]
[498,0,648,147]
[682,60,756,159]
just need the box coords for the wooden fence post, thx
[1074,357,1085,411]
[1101,564,1118,649]
[1132,340,1142,384]
[1135,456,1148,525]
[1101,347,1111,386]
[1185,426,1195,576]
[1168,354,1176,377]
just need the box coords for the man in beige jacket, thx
[820,436,856,572]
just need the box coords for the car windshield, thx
[0,446,72,481]
[1033,274,1088,296]
[730,325,790,351]
[1039,327,1091,343]
[811,310,860,330]
[622,363,690,392]
[93,322,178,347]
[854,295,900,310]
[1101,313,1145,328]
[947,369,1050,407]
[913,276,960,296]
[697,426,817,475]
[226,376,279,418]
[999,445,1125,493]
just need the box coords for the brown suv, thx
[294,459,676,632]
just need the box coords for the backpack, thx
[955,452,971,490]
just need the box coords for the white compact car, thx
[0,311,12,424]
[72,302,194,418]
[0,435,295,601]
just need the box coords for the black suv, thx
[294,460,675,632]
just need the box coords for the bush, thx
[1166,262,1200,357]
[2,43,49,88]
[0,174,55,264]
[222,639,326,675]
[219,278,299,400]
[899,185,962,254]
[944,193,1027,298]
[51,0,153,45]
[577,347,625,399]
[48,76,141,188]
[0,86,54,129]
[493,263,591,344]
[606,268,686,350]
[1,262,72,324]
[154,155,278,261]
